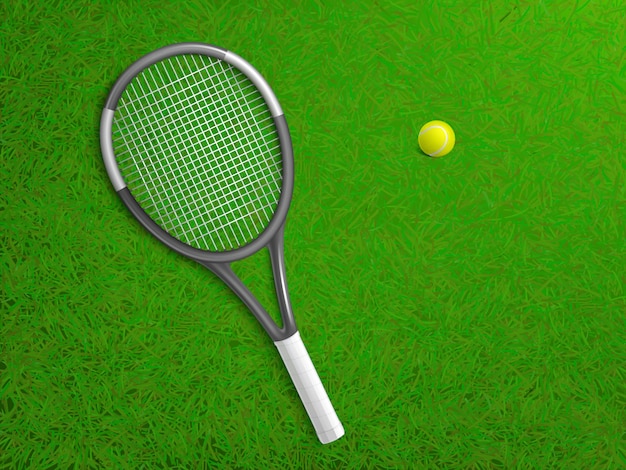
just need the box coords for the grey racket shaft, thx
[99,43,344,444]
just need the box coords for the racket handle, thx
[274,332,345,444]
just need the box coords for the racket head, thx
[100,43,294,263]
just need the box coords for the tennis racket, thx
[99,43,344,444]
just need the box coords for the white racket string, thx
[111,54,283,252]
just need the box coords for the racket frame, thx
[100,43,297,340]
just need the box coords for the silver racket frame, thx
[100,43,296,341]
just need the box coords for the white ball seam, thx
[420,125,449,156]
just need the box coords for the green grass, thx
[2,0,625,468]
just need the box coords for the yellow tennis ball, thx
[418,120,455,157]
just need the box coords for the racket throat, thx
[267,224,297,338]
[200,254,297,341]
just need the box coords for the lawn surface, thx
[2,0,625,468]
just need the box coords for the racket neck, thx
[200,228,297,342]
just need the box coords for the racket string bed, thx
[113,54,282,251]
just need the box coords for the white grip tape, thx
[274,331,345,444]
